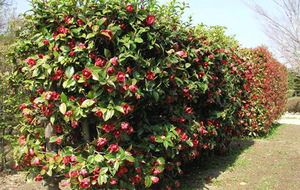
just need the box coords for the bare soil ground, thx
[1,115,300,190]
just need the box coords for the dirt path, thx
[181,124,300,190]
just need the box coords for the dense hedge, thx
[10,0,287,189]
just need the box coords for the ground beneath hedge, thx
[1,115,300,190]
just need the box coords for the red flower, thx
[96,138,108,147]
[63,156,70,165]
[110,178,117,185]
[150,135,156,142]
[109,143,119,153]
[121,103,131,114]
[78,43,85,48]
[80,178,90,189]
[55,124,63,133]
[77,19,84,25]
[180,133,188,141]
[185,107,192,114]
[102,122,115,133]
[69,51,75,57]
[127,67,132,75]
[116,71,126,82]
[146,70,155,80]
[64,15,72,24]
[80,169,88,177]
[131,175,142,184]
[121,122,130,130]
[146,15,155,25]
[100,30,113,40]
[43,39,49,45]
[95,109,103,118]
[209,54,215,59]
[71,121,78,128]
[151,176,159,184]
[73,73,81,80]
[33,157,40,166]
[126,5,133,12]
[95,58,106,67]
[19,103,27,110]
[152,168,162,174]
[110,56,118,66]
[58,26,68,34]
[129,84,138,93]
[55,137,62,145]
[35,174,43,181]
[53,30,58,38]
[26,58,36,67]
[106,67,115,75]
[82,68,92,79]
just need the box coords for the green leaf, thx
[49,136,58,143]
[80,99,95,108]
[134,37,143,43]
[60,92,67,103]
[87,155,94,164]
[103,110,114,121]
[104,49,111,58]
[98,18,107,25]
[185,63,191,68]
[59,103,67,114]
[50,115,55,124]
[126,155,135,163]
[65,66,75,78]
[153,91,159,102]
[115,106,124,114]
[157,157,165,165]
[145,176,152,188]
[94,154,104,162]
[100,167,108,175]
[114,161,119,171]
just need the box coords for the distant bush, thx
[286,97,300,113]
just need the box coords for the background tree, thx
[250,0,300,72]
[0,0,25,171]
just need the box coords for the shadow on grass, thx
[178,123,287,189]
[178,139,255,190]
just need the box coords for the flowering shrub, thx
[238,47,288,135]
[10,0,287,189]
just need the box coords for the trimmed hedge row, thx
[10,0,287,189]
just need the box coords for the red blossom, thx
[146,70,155,80]
[35,174,43,181]
[82,68,92,79]
[95,58,106,67]
[116,71,126,82]
[26,58,36,67]
[110,56,118,66]
[58,26,68,34]
[146,15,155,25]
[126,5,133,12]
[129,84,138,93]
[100,30,113,40]
[95,109,103,118]
[102,122,115,133]
[96,138,108,147]
[109,143,119,153]
[106,67,115,75]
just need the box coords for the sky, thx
[14,0,279,50]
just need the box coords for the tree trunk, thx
[82,119,90,143]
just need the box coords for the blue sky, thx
[15,0,279,50]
